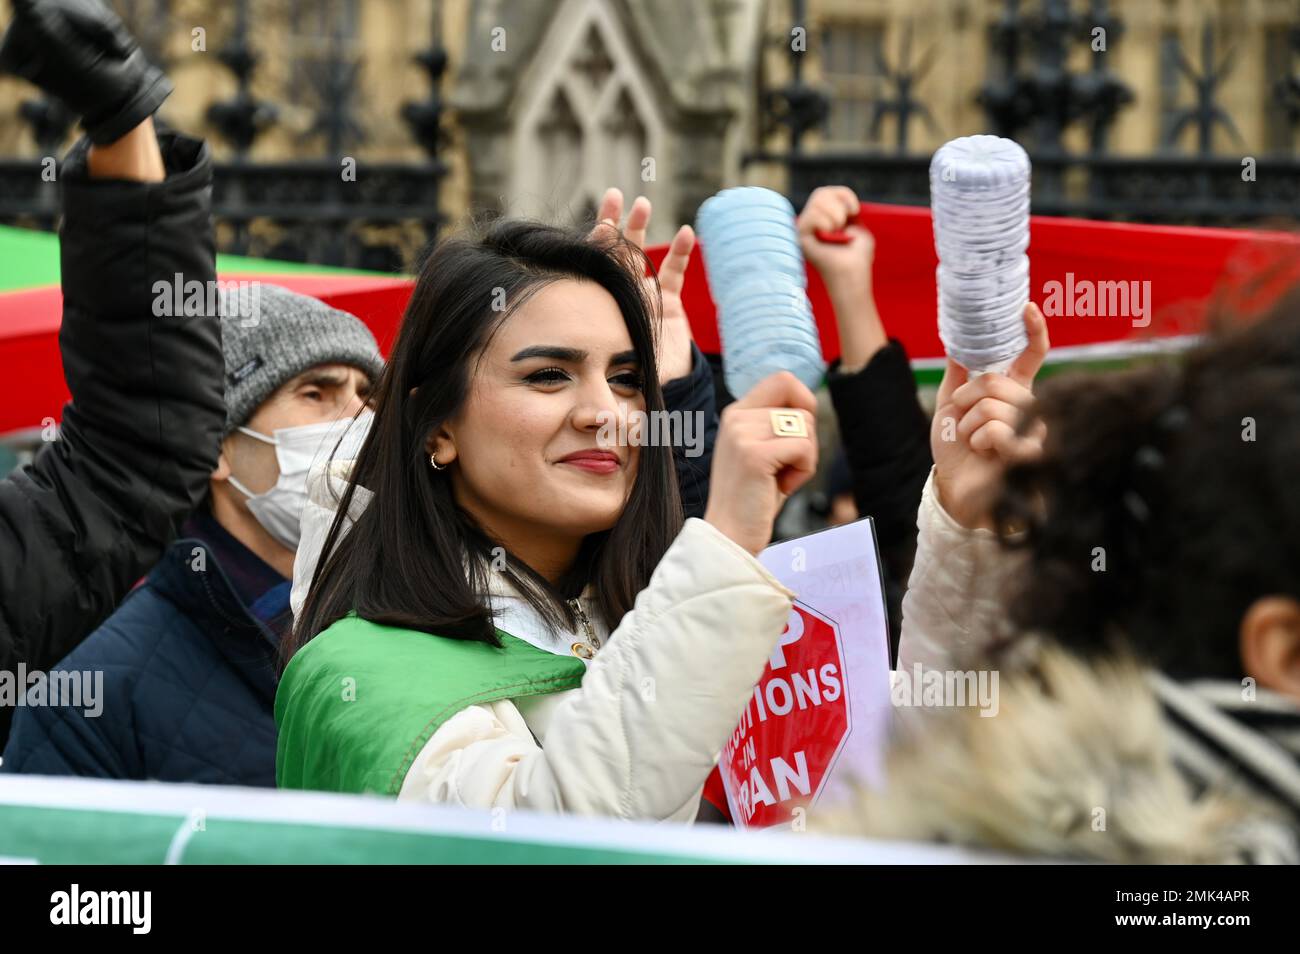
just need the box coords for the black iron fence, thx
[749,0,1300,227]
[0,0,448,269]
[4,0,1298,264]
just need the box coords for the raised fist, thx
[0,0,171,144]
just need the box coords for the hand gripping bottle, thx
[695,186,825,397]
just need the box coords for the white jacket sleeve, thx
[897,468,1025,672]
[396,517,796,820]
[292,460,373,623]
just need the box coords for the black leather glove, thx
[0,0,171,144]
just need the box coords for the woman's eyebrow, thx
[510,345,587,363]
[609,349,639,366]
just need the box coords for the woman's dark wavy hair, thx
[993,277,1300,681]
[282,217,683,668]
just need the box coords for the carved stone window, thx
[513,0,668,239]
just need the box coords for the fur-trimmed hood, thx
[817,646,1300,864]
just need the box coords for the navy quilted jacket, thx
[0,516,289,786]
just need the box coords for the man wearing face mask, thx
[1,285,383,786]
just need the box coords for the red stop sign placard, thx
[719,601,851,828]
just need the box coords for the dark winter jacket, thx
[1,511,288,786]
[663,342,719,520]
[827,340,933,660]
[0,131,223,745]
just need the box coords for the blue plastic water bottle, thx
[695,187,825,398]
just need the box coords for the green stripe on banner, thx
[214,255,386,277]
[908,335,1202,388]
[1,806,181,864]
[0,224,391,293]
[0,806,709,865]
[910,359,1127,389]
[0,775,1014,864]
[0,225,61,292]
[179,819,706,865]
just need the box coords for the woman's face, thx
[435,278,646,561]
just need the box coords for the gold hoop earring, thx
[430,452,446,471]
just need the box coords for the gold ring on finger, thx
[770,409,808,438]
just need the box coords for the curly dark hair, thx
[993,280,1300,681]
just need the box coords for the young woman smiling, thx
[276,196,819,821]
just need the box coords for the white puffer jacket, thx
[896,469,1026,673]
[291,462,796,821]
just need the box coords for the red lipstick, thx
[557,449,621,475]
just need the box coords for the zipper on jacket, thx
[568,598,600,654]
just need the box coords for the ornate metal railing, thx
[749,0,1300,227]
[0,0,448,269]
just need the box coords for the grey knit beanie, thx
[221,283,385,435]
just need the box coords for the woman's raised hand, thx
[931,302,1049,529]
[591,187,696,384]
[704,371,819,556]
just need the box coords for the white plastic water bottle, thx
[930,135,1032,374]
[695,187,825,398]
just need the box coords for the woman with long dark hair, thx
[275,204,819,821]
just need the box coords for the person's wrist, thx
[822,269,871,302]
[659,347,693,383]
[86,117,165,182]
[702,507,760,556]
[702,514,740,552]
[933,469,994,531]
[830,293,886,371]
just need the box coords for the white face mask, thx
[228,410,374,550]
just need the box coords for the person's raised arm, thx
[0,0,223,737]
[796,185,885,372]
[798,186,932,647]
[898,303,1048,672]
[85,115,165,182]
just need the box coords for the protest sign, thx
[719,518,892,828]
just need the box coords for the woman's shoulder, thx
[299,614,570,667]
[284,614,585,699]
[275,614,585,795]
